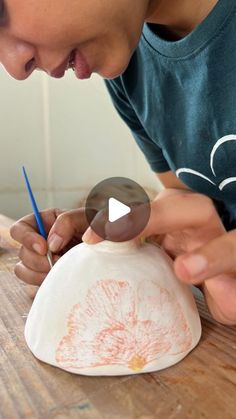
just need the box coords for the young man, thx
[2,0,236,324]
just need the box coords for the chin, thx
[98,58,131,80]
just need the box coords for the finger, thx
[86,192,222,243]
[82,191,183,244]
[145,234,165,246]
[174,230,236,284]
[19,246,59,273]
[10,209,63,255]
[141,192,225,238]
[48,208,88,253]
[153,188,192,201]
[14,230,48,256]
[82,209,107,244]
[82,226,103,244]
[84,192,222,243]
[14,262,47,286]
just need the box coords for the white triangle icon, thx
[108,197,131,223]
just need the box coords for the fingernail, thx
[32,243,42,254]
[182,254,208,278]
[48,234,63,252]
[82,227,93,243]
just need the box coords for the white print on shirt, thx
[176,134,236,191]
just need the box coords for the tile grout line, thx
[41,73,54,208]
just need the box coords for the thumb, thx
[82,209,107,244]
[48,208,88,253]
[174,230,236,284]
[82,226,103,244]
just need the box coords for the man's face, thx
[0,0,149,80]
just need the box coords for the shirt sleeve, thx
[105,78,170,173]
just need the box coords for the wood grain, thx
[0,215,235,419]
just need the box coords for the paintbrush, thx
[22,166,53,269]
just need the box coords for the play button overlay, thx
[108,198,131,222]
[85,177,151,242]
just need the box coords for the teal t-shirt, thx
[105,0,236,229]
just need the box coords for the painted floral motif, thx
[55,279,192,372]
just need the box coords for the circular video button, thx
[85,177,151,242]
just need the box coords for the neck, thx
[146,0,218,38]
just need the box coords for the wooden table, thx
[0,215,235,419]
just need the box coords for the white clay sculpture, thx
[25,240,201,375]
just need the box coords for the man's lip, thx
[74,49,92,79]
[49,50,76,78]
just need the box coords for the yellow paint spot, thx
[139,236,146,245]
[128,355,147,371]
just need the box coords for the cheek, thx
[11,22,74,48]
[8,1,79,47]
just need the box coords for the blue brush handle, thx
[22,166,47,239]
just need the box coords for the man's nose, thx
[0,36,36,80]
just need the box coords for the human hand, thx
[144,189,236,325]
[83,189,236,325]
[10,207,88,286]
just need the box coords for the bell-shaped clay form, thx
[25,240,201,375]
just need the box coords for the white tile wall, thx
[0,68,162,219]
